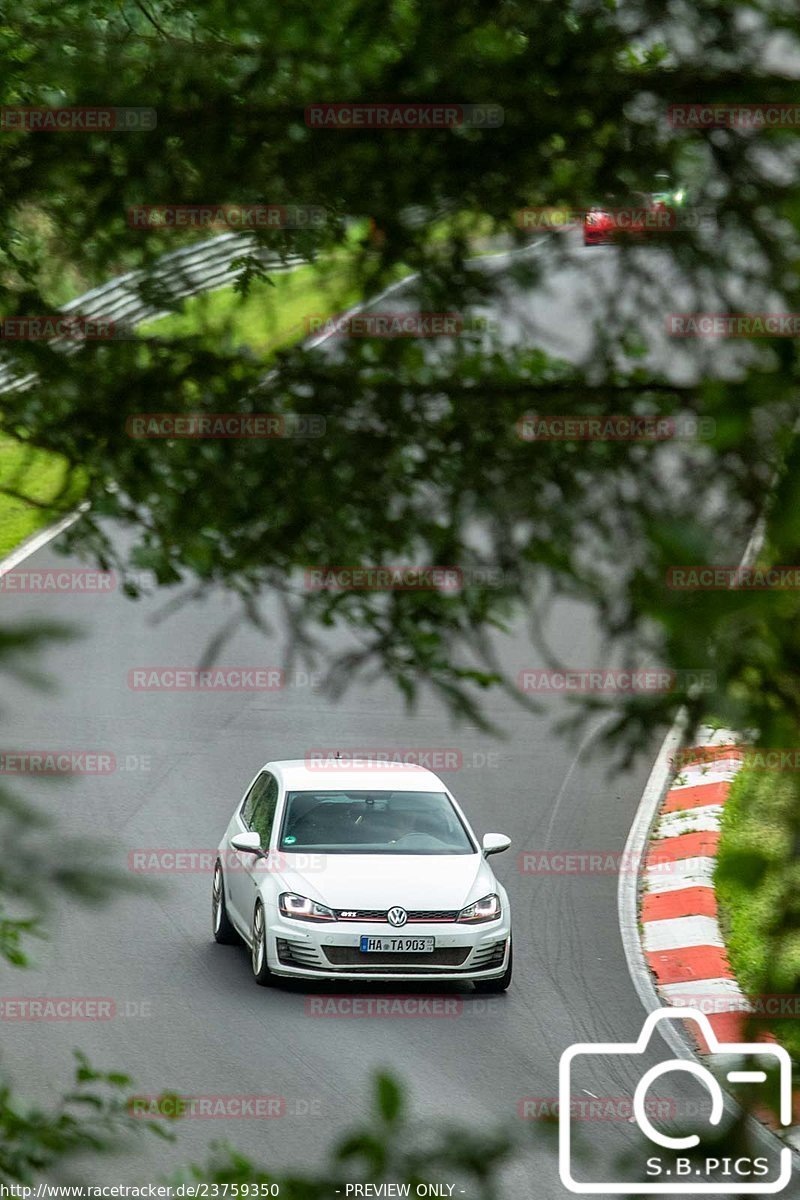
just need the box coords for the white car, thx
[212,759,512,991]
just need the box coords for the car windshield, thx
[279,790,476,855]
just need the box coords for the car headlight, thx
[457,893,501,923]
[279,892,336,922]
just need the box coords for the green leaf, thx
[375,1073,403,1124]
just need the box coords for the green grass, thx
[715,766,800,1059]
[0,437,87,559]
[138,255,368,354]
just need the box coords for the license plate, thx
[359,936,435,953]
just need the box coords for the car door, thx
[226,770,269,928]
[229,771,280,932]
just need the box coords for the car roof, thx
[263,759,448,793]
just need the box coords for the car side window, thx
[249,773,279,846]
[241,772,267,827]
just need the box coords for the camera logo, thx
[559,1008,793,1193]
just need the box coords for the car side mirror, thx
[482,832,511,856]
[230,831,264,856]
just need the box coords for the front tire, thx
[212,861,238,944]
[473,940,512,993]
[250,901,275,986]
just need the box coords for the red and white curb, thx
[638,724,800,1144]
[641,728,742,1036]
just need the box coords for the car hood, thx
[272,852,494,911]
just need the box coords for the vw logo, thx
[387,906,408,927]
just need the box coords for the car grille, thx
[322,946,470,967]
[333,909,459,923]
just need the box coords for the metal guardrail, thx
[0,233,307,394]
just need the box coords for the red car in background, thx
[583,183,686,246]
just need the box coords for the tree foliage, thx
[0,0,797,750]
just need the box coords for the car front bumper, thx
[266,914,511,981]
